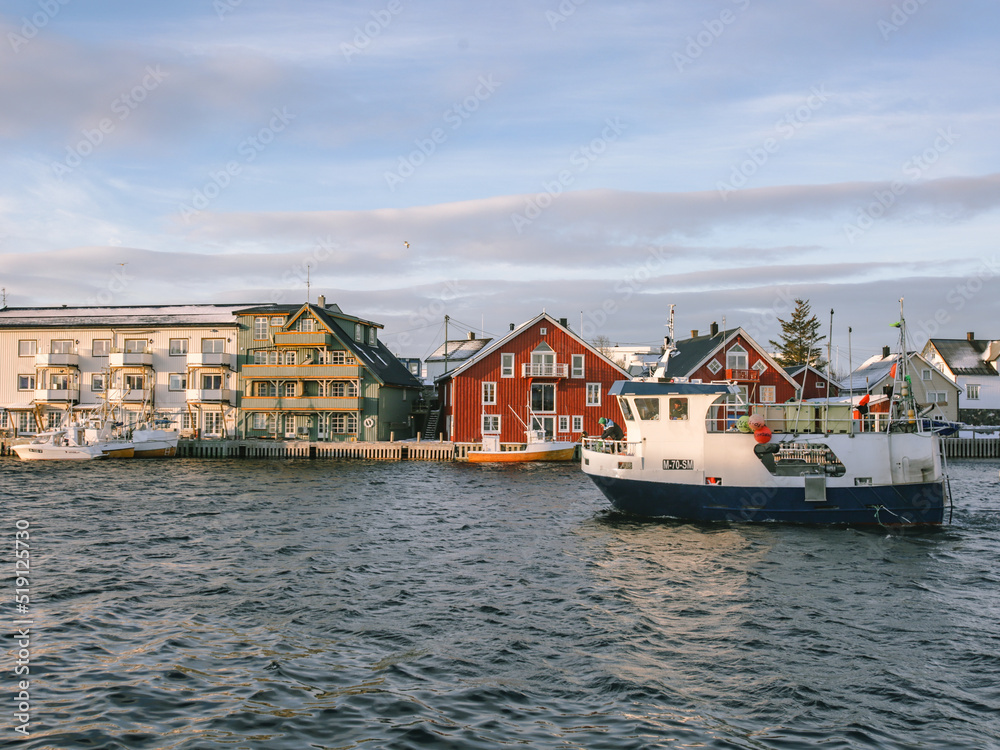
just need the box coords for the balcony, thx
[521,362,568,378]
[242,363,362,379]
[35,352,79,367]
[186,388,233,403]
[110,351,153,367]
[187,352,234,368]
[273,331,334,347]
[726,368,760,382]
[34,388,80,402]
[240,396,362,411]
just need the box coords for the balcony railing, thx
[33,388,80,402]
[725,368,760,382]
[104,388,153,403]
[242,364,361,379]
[273,331,334,347]
[187,352,234,368]
[521,362,568,378]
[109,351,153,367]
[35,352,79,367]
[186,388,233,403]
[240,396,362,411]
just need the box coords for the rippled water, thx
[3,456,1000,749]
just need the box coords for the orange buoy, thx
[753,426,772,444]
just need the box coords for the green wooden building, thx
[236,298,423,441]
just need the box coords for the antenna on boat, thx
[651,304,676,380]
[825,308,833,432]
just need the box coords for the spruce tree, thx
[769,298,827,370]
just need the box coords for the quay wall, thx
[943,438,1000,459]
[177,439,462,460]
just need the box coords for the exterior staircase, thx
[424,410,441,441]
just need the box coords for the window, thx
[482,381,497,405]
[201,374,222,390]
[482,414,500,433]
[619,399,634,421]
[92,339,110,357]
[760,385,776,403]
[254,317,269,339]
[668,398,688,420]
[727,344,747,370]
[927,391,947,404]
[252,413,273,430]
[816,381,826,390]
[586,383,601,406]
[255,382,276,397]
[331,412,358,434]
[283,350,296,365]
[706,359,722,374]
[0,411,7,429]
[203,412,223,436]
[169,339,189,356]
[51,339,74,354]
[752,360,767,374]
[18,340,36,357]
[572,415,583,432]
[558,415,570,433]
[124,374,145,390]
[18,375,35,390]
[17,412,32,433]
[299,316,315,332]
[202,338,225,353]
[329,381,358,397]
[47,412,62,429]
[967,384,981,400]
[253,350,267,364]
[270,316,283,326]
[530,344,556,376]
[634,397,660,420]
[921,369,932,381]
[123,339,145,353]
[368,327,377,346]
[531,383,555,412]
[282,382,296,397]
[330,350,350,365]
[355,323,363,342]
[169,373,187,391]
[501,353,514,378]
[539,327,547,335]
[571,354,585,378]
[49,373,70,390]
[92,374,106,392]
[182,412,197,430]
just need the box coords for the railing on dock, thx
[177,439,457,461]
[943,438,1000,458]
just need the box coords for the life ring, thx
[364,416,375,429]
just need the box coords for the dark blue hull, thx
[589,476,946,526]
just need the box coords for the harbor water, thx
[3,457,1000,749]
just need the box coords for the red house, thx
[785,364,841,400]
[436,313,631,443]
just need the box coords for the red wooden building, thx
[785,364,841,400]
[436,313,631,443]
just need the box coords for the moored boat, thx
[468,430,577,463]
[131,422,179,457]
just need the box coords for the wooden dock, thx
[943,438,1000,458]
[177,439,460,460]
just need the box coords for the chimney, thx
[691,329,699,338]
[710,321,719,336]
[509,323,515,331]
[967,332,975,341]
[559,317,568,328]
[467,331,475,340]
[317,294,326,308]
[882,345,890,358]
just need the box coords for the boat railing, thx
[705,402,899,435]
[581,436,639,455]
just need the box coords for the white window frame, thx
[169,338,189,356]
[482,414,500,433]
[967,383,980,400]
[92,339,110,357]
[482,381,497,405]
[18,374,36,391]
[202,338,225,353]
[706,359,722,374]
[571,354,585,378]
[18,340,36,357]
[927,391,948,404]
[92,374,106,392]
[586,382,601,407]
[355,323,363,342]
[558,415,570,433]
[572,415,583,432]
[726,344,747,370]
[921,369,932,381]
[254,317,269,339]
[501,353,514,378]
[760,385,776,403]
[168,373,187,391]
[51,339,74,354]
[368,327,377,346]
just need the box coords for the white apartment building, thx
[0,304,251,438]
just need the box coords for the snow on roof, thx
[0,304,265,328]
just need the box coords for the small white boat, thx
[13,426,109,461]
[467,430,577,463]
[131,423,179,457]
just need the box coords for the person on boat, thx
[598,417,623,441]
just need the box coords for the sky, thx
[2,0,999,372]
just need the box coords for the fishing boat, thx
[467,430,577,463]
[11,420,133,460]
[131,419,179,457]
[581,305,951,526]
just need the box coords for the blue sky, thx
[2,0,999,368]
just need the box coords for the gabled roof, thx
[842,351,958,393]
[436,312,631,382]
[667,327,799,388]
[785,364,841,389]
[926,338,999,377]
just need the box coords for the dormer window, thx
[299,317,315,332]
[355,323,363,342]
[726,344,747,370]
[368,327,377,346]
